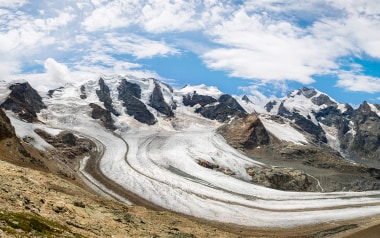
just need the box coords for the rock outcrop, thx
[193,94,247,122]
[0,108,48,170]
[218,114,270,149]
[80,85,87,99]
[118,79,156,125]
[34,129,92,160]
[0,108,15,141]
[89,103,117,130]
[149,81,174,117]
[346,102,380,162]
[278,102,327,143]
[247,166,316,192]
[1,82,46,122]
[96,78,119,116]
[182,93,217,107]
[218,94,246,113]
[242,95,252,104]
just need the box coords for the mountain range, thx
[1,75,380,237]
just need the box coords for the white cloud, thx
[140,0,200,33]
[0,0,27,8]
[337,73,380,93]
[105,34,179,59]
[34,12,75,31]
[82,0,139,32]
[202,10,342,83]
[200,1,380,91]
[44,58,70,84]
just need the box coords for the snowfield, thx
[5,76,380,228]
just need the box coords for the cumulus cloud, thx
[202,10,335,83]
[44,58,70,84]
[199,0,380,91]
[337,73,380,93]
[82,0,137,32]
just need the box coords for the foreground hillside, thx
[0,159,244,238]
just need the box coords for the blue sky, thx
[1,0,380,105]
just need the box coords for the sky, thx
[1,0,380,105]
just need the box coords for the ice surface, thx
[5,75,380,228]
[260,115,308,145]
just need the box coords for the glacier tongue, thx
[2,75,380,228]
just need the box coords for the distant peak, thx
[299,87,318,98]
[242,95,253,104]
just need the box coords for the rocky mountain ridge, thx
[1,76,380,192]
[262,87,380,166]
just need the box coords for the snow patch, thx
[7,113,53,150]
[260,115,308,145]
[369,103,380,117]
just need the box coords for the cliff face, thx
[89,103,117,131]
[117,79,156,125]
[0,108,16,141]
[0,108,47,171]
[96,77,119,116]
[346,102,380,162]
[149,81,174,117]
[1,82,46,122]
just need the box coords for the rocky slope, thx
[262,87,380,165]
[0,160,239,238]
[1,82,46,122]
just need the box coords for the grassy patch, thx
[0,210,83,237]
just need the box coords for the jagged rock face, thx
[96,78,119,116]
[182,93,217,107]
[118,78,141,99]
[311,94,337,107]
[264,100,277,112]
[218,94,246,113]
[347,102,380,161]
[278,102,327,143]
[218,114,270,150]
[1,82,46,122]
[242,95,252,104]
[80,85,87,99]
[149,81,174,117]
[89,103,116,130]
[191,93,247,122]
[118,79,156,125]
[0,108,15,140]
[297,87,318,98]
[48,86,64,98]
[195,103,246,122]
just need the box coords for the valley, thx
[1,75,380,237]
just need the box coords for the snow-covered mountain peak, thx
[265,87,340,116]
[177,84,223,98]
